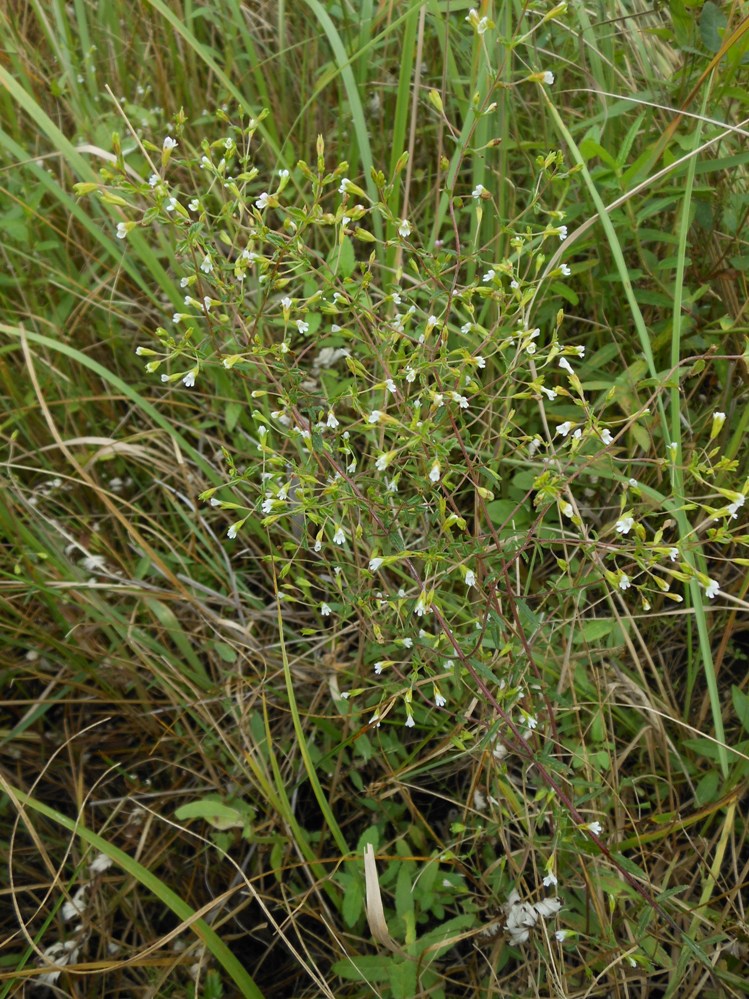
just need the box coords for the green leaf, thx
[574,618,615,644]
[225,400,244,433]
[389,958,417,999]
[487,499,530,528]
[341,874,364,928]
[331,956,391,983]
[699,1,724,52]
[732,685,749,734]
[395,861,414,919]
[175,796,253,831]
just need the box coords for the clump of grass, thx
[2,2,749,997]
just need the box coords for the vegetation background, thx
[1,1,749,996]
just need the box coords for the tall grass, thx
[2,2,749,997]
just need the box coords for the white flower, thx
[452,393,469,409]
[148,173,159,187]
[461,322,473,334]
[333,526,346,545]
[465,569,476,587]
[435,692,447,708]
[543,872,558,888]
[667,441,678,457]
[727,494,745,518]
[313,537,322,552]
[296,319,309,334]
[386,478,398,492]
[414,592,428,616]
[560,263,571,276]
[402,637,413,648]
[255,191,270,210]
[561,502,574,518]
[338,177,350,194]
[369,557,383,571]
[615,517,634,535]
[476,16,489,33]
[62,886,87,922]
[398,219,411,238]
[619,574,631,591]
[586,820,603,836]
[203,296,211,311]
[37,940,81,985]
[163,135,178,150]
[669,548,679,562]
[281,296,292,310]
[368,410,382,424]
[188,198,199,212]
[116,222,128,239]
[704,579,720,600]
[429,460,441,483]
[541,386,557,401]
[629,478,638,487]
[556,421,572,437]
[165,196,177,212]
[200,255,213,274]
[320,602,332,616]
[534,897,562,918]
[558,225,568,240]
[575,345,585,357]
[375,453,390,471]
[483,268,495,282]
[510,279,519,289]
[542,71,555,85]
[471,183,486,200]
[555,929,569,942]
[182,369,196,388]
[405,366,416,382]
[475,355,486,368]
[405,713,415,727]
[558,357,574,374]
[89,852,113,875]
[373,661,384,674]
[227,523,239,540]
[600,429,613,446]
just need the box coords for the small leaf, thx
[341,874,364,928]
[175,796,247,830]
[732,685,749,734]
[389,958,417,999]
[574,618,614,644]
